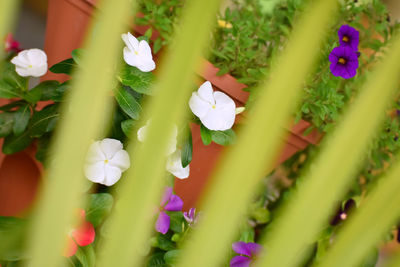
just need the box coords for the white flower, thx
[11,48,48,77]
[189,81,236,131]
[137,120,177,156]
[166,149,190,179]
[84,138,130,186]
[121,32,155,72]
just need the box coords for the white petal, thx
[30,64,47,77]
[200,107,235,131]
[123,48,141,67]
[11,49,47,77]
[103,165,122,186]
[99,138,123,159]
[235,107,245,115]
[136,58,156,72]
[189,92,211,118]
[122,32,139,51]
[166,150,190,179]
[138,40,152,56]
[84,161,106,184]
[86,141,106,163]
[197,81,215,105]
[14,67,31,77]
[109,150,130,171]
[137,123,149,142]
[27,49,47,64]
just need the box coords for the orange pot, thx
[43,0,322,209]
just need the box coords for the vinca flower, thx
[156,187,183,234]
[230,241,262,267]
[84,138,130,186]
[338,24,359,51]
[137,120,178,156]
[189,81,236,131]
[11,48,47,77]
[64,209,95,257]
[329,46,358,79]
[183,208,200,226]
[121,32,155,72]
[166,149,190,179]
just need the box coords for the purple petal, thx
[155,211,170,234]
[230,256,252,267]
[189,208,196,219]
[183,211,191,222]
[338,24,359,51]
[247,243,262,256]
[165,194,183,211]
[161,187,173,206]
[232,241,251,256]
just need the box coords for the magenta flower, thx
[155,187,183,234]
[230,241,262,267]
[183,208,200,226]
[338,25,359,51]
[329,46,359,79]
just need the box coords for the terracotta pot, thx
[43,0,322,209]
[0,99,43,216]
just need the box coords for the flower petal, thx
[121,32,139,51]
[63,235,78,257]
[189,92,211,119]
[84,161,106,184]
[230,256,252,267]
[232,241,251,256]
[71,221,95,247]
[161,187,173,206]
[99,138,123,159]
[155,211,170,234]
[109,150,130,171]
[164,194,183,211]
[166,149,190,179]
[86,141,106,163]
[103,165,122,186]
[247,242,262,256]
[197,81,215,104]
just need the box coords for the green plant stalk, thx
[24,0,133,266]
[256,34,400,267]
[316,152,400,267]
[95,0,223,266]
[175,1,338,267]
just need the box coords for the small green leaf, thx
[13,104,30,136]
[121,119,136,137]
[72,49,85,65]
[251,207,270,223]
[2,131,32,154]
[119,65,154,95]
[168,212,184,233]
[0,112,14,137]
[23,87,42,104]
[0,80,22,99]
[155,234,175,251]
[181,129,192,167]
[29,105,59,138]
[29,80,61,102]
[114,86,142,120]
[74,245,96,267]
[211,129,236,146]
[49,58,75,74]
[164,250,181,265]
[85,193,114,227]
[200,124,212,145]
[147,252,166,267]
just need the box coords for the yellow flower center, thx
[104,159,109,164]
[338,57,346,65]
[134,51,139,55]
[212,105,216,109]
[342,36,349,43]
[28,65,33,68]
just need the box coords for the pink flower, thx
[5,33,21,53]
[63,209,95,257]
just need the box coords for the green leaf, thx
[121,119,136,137]
[0,112,15,137]
[211,129,236,146]
[74,245,96,267]
[13,104,30,136]
[85,193,114,227]
[181,129,192,167]
[35,134,51,164]
[239,224,255,243]
[29,104,59,138]
[72,49,85,65]
[23,87,42,104]
[200,124,212,145]
[155,234,175,251]
[0,80,22,99]
[251,207,270,223]
[168,212,184,233]
[0,62,27,97]
[0,100,25,112]
[29,80,61,102]
[164,250,181,265]
[49,58,75,74]
[147,252,166,267]
[114,86,142,120]
[2,131,32,154]
[119,66,155,95]
[0,217,27,261]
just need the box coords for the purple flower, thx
[230,242,262,267]
[329,46,359,79]
[155,187,183,234]
[338,24,359,51]
[183,208,200,226]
